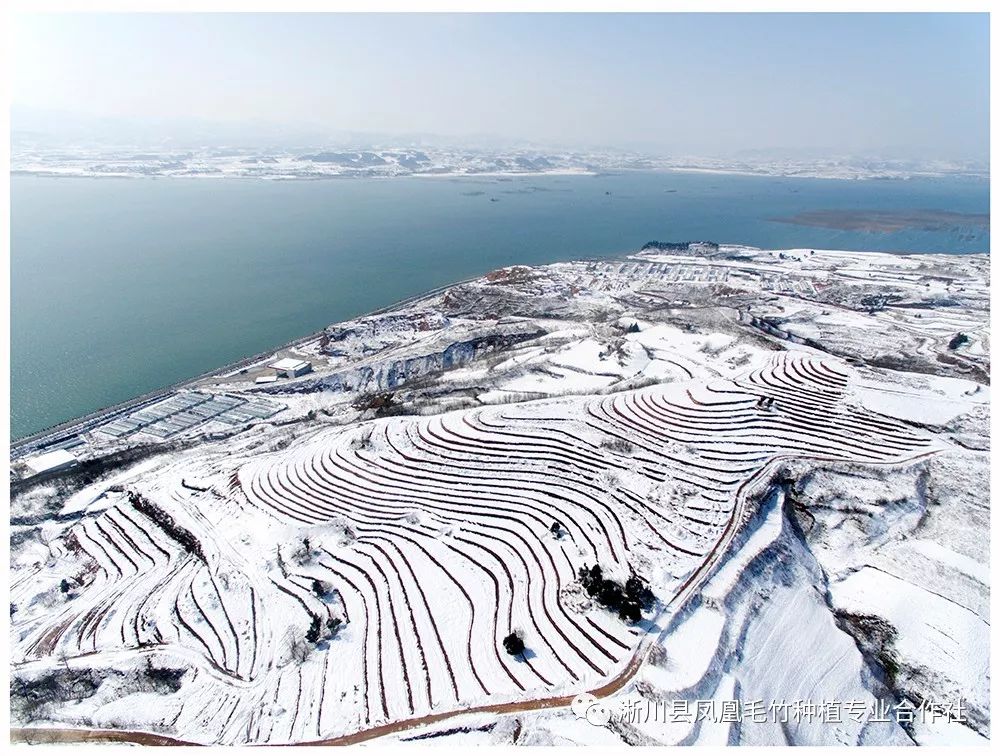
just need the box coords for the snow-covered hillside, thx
[10,244,989,746]
[11,143,988,181]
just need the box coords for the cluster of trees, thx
[141,658,186,694]
[860,294,889,314]
[503,631,525,657]
[949,332,970,350]
[12,658,186,724]
[600,437,635,455]
[127,491,205,561]
[311,579,333,599]
[353,391,399,417]
[578,565,655,623]
[306,615,343,645]
[11,667,105,723]
[640,240,719,252]
[305,576,344,644]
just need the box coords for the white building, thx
[24,449,79,476]
[268,358,312,378]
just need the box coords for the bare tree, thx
[285,631,311,664]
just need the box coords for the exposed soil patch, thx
[771,209,988,233]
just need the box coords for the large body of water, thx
[11,171,989,439]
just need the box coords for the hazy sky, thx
[11,13,990,159]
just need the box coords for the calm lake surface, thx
[11,171,989,439]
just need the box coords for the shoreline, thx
[10,243,989,452]
[8,272,487,453]
[8,238,988,746]
[11,166,991,183]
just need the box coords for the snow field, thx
[233,352,933,740]
[11,352,938,744]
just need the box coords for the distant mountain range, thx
[11,141,988,182]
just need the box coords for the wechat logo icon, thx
[570,692,613,727]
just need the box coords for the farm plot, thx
[234,353,933,740]
[12,354,936,744]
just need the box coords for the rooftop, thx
[269,358,310,371]
[24,449,79,475]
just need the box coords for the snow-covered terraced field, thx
[10,353,938,744]
[12,242,990,745]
